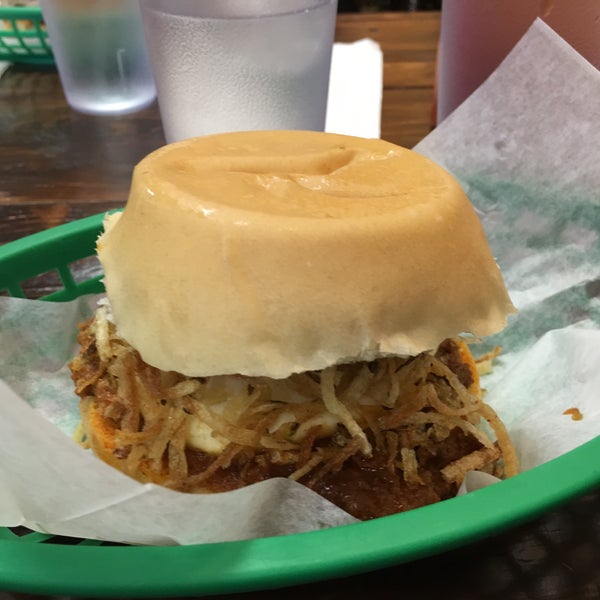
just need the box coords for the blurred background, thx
[338,0,441,11]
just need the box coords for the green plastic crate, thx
[0,6,54,65]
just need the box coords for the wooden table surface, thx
[1,10,599,600]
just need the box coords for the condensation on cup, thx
[437,0,600,123]
[40,0,156,116]
[139,0,338,143]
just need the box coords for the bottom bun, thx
[70,307,518,520]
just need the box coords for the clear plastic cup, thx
[139,0,338,143]
[40,0,156,116]
[437,0,600,123]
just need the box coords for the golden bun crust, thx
[98,130,515,378]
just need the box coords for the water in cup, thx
[141,0,338,142]
[41,0,156,115]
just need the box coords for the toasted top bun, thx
[98,130,515,379]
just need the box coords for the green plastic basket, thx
[0,6,54,65]
[0,215,599,598]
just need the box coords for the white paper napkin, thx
[326,38,383,138]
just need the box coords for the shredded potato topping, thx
[69,307,518,520]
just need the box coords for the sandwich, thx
[70,130,518,520]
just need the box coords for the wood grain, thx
[0,70,165,244]
[336,11,439,146]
